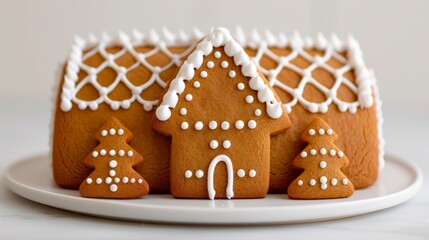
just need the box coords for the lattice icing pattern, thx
[60,28,374,114]
[60,29,204,112]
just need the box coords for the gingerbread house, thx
[152,28,290,199]
[52,27,384,194]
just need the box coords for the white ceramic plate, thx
[5,153,422,225]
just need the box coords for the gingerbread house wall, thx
[53,32,383,192]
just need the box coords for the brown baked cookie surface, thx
[287,117,354,199]
[79,117,149,199]
[153,28,291,199]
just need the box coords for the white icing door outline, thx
[207,154,234,200]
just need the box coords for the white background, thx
[0,0,428,239]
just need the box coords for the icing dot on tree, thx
[109,160,117,168]
[109,170,116,177]
[181,122,189,130]
[86,178,93,184]
[109,128,116,135]
[310,179,316,186]
[249,169,256,177]
[319,161,327,168]
[105,177,112,184]
[101,130,108,136]
[254,109,262,116]
[301,151,307,158]
[92,151,98,158]
[318,129,325,135]
[245,95,254,103]
[200,71,208,78]
[100,149,106,156]
[310,149,317,155]
[96,178,102,184]
[109,150,116,156]
[297,180,303,186]
[308,129,315,136]
[194,121,203,131]
[110,184,118,192]
[127,150,133,157]
[331,178,338,186]
[329,149,336,156]
[180,108,187,115]
[193,81,201,88]
[320,148,327,155]
[117,129,124,136]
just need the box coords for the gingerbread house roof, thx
[155,28,283,121]
[59,27,375,115]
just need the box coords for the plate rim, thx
[5,153,423,225]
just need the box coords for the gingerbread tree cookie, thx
[287,117,354,199]
[79,117,149,199]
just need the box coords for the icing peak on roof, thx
[155,27,283,121]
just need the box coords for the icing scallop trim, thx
[155,27,283,121]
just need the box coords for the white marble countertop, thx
[1,99,428,240]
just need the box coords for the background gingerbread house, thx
[52,27,384,193]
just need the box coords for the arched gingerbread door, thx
[207,154,234,200]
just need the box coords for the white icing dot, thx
[297,180,303,186]
[320,161,327,169]
[221,61,229,68]
[210,140,218,149]
[109,150,116,156]
[109,160,117,168]
[138,179,143,184]
[110,184,118,192]
[109,128,116,135]
[321,183,328,190]
[180,108,187,115]
[200,71,208,78]
[237,169,245,178]
[331,178,338,186]
[221,121,230,130]
[237,83,245,90]
[214,51,221,58]
[86,178,93,184]
[96,178,102,184]
[320,148,327,155]
[342,178,349,185]
[101,130,108,136]
[209,121,217,130]
[310,179,316,186]
[235,120,244,129]
[193,81,201,88]
[320,176,328,183]
[127,150,133,157]
[181,122,189,130]
[194,121,203,131]
[119,150,125,156]
[196,170,204,178]
[185,94,193,101]
[249,169,256,178]
[310,149,317,155]
[109,170,116,177]
[114,177,120,183]
[122,177,129,183]
[105,177,112,184]
[245,95,254,103]
[92,151,98,157]
[229,70,236,78]
[330,149,336,156]
[327,129,333,135]
[130,178,136,183]
[223,140,231,149]
[338,151,344,157]
[301,151,307,158]
[100,149,106,156]
[254,109,262,116]
[185,170,192,178]
[248,120,257,129]
[117,129,124,136]
[318,129,325,135]
[309,129,316,136]
[207,61,214,68]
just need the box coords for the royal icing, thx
[207,155,234,200]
